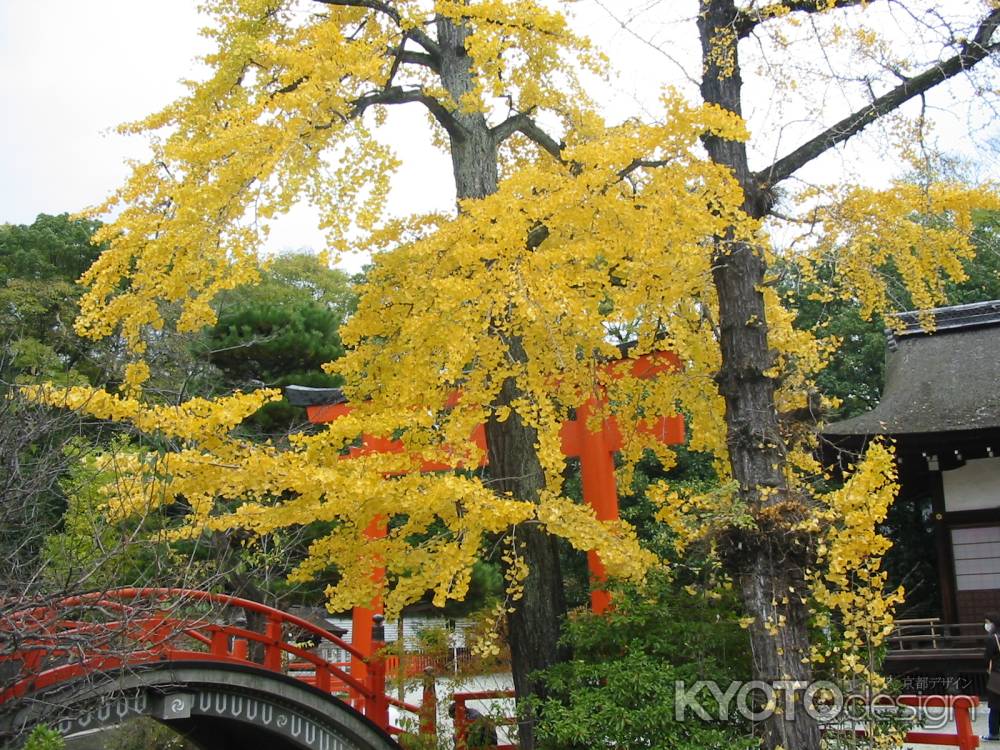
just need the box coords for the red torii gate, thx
[288,350,684,677]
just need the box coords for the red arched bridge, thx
[0,588,435,749]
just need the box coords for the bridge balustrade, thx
[0,588,400,734]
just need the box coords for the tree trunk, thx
[484,335,568,750]
[698,2,820,748]
[736,544,820,750]
[435,14,498,202]
[436,13,567,750]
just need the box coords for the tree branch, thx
[396,49,439,71]
[736,0,873,39]
[617,159,670,180]
[526,223,550,250]
[384,32,407,87]
[490,113,563,160]
[311,0,441,59]
[351,86,463,140]
[755,8,1000,188]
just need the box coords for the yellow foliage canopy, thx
[35,1,1000,620]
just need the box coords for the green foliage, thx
[441,561,504,618]
[98,717,195,750]
[22,725,64,750]
[624,447,720,553]
[0,214,107,385]
[785,208,1000,617]
[555,445,721,608]
[414,623,452,657]
[205,253,356,435]
[530,572,754,750]
[42,439,166,589]
[0,213,103,282]
[785,208,1000,419]
[396,717,451,750]
[951,209,1000,303]
[782,265,887,420]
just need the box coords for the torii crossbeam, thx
[286,350,684,675]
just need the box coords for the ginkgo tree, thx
[33,1,1000,749]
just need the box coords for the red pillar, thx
[302,351,684,617]
[351,515,385,697]
[575,397,620,614]
[419,666,438,738]
[366,614,390,730]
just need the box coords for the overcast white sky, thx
[2,1,997,271]
[1,4,206,221]
[0,2,694,269]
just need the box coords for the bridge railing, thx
[0,588,392,731]
[453,689,518,750]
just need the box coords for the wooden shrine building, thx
[824,300,1000,685]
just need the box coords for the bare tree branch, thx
[310,0,441,59]
[396,48,439,71]
[491,113,564,160]
[384,32,408,88]
[617,158,670,180]
[755,7,1000,188]
[736,0,874,39]
[351,86,464,140]
[593,0,700,88]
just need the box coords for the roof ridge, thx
[889,299,1000,339]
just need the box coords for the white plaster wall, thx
[951,526,1000,590]
[389,672,516,745]
[320,615,473,655]
[942,457,1000,512]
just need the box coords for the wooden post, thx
[397,612,406,702]
[573,397,619,614]
[954,696,977,750]
[231,637,248,660]
[367,614,390,731]
[210,628,229,657]
[351,515,386,700]
[419,666,437,738]
[559,370,684,612]
[454,700,468,750]
[262,616,283,672]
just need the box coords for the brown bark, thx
[699,2,820,748]
[738,552,818,749]
[697,2,1000,746]
[435,15,499,201]
[435,13,567,750]
[483,336,569,750]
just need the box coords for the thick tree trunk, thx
[698,2,820,748]
[736,544,820,749]
[435,15,498,201]
[436,14,567,750]
[484,336,568,750]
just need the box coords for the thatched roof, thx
[825,300,1000,436]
